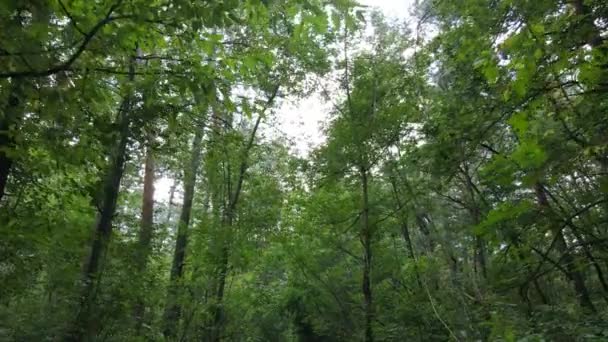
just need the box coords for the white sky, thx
[361,0,413,18]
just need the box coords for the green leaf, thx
[243,55,258,71]
[508,111,528,135]
[530,23,544,35]
[475,200,533,235]
[511,140,547,169]
[483,63,499,84]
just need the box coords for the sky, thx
[360,0,413,18]
[274,0,415,156]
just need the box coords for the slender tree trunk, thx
[66,62,135,341]
[210,224,231,342]
[401,221,416,262]
[208,88,277,342]
[208,116,259,342]
[474,234,487,279]
[360,166,373,342]
[462,167,487,279]
[535,182,596,312]
[163,128,204,338]
[0,80,24,203]
[389,177,421,287]
[511,233,549,311]
[556,230,595,311]
[534,279,549,305]
[133,141,155,333]
[460,166,491,339]
[567,228,608,300]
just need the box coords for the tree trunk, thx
[133,141,155,333]
[360,166,373,342]
[401,222,416,261]
[208,116,259,342]
[209,229,230,342]
[566,227,608,301]
[535,182,596,312]
[163,128,204,338]
[534,279,549,305]
[208,88,277,342]
[0,80,25,203]
[66,67,135,341]
[462,166,487,279]
[389,177,421,287]
[474,235,487,279]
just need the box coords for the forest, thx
[0,0,607,341]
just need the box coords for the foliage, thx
[1,0,608,341]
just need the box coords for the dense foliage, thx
[1,0,607,341]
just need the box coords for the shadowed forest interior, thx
[1,0,608,341]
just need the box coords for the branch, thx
[371,201,407,226]
[58,0,86,36]
[422,279,460,341]
[343,17,353,116]
[67,66,187,77]
[479,142,500,155]
[438,193,469,209]
[525,230,563,285]
[227,86,280,214]
[531,247,572,279]
[0,1,124,78]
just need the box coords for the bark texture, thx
[133,142,155,333]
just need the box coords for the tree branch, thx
[0,1,124,78]
[227,86,280,215]
[58,0,86,36]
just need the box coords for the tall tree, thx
[66,52,137,341]
[163,126,204,338]
[132,133,156,332]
